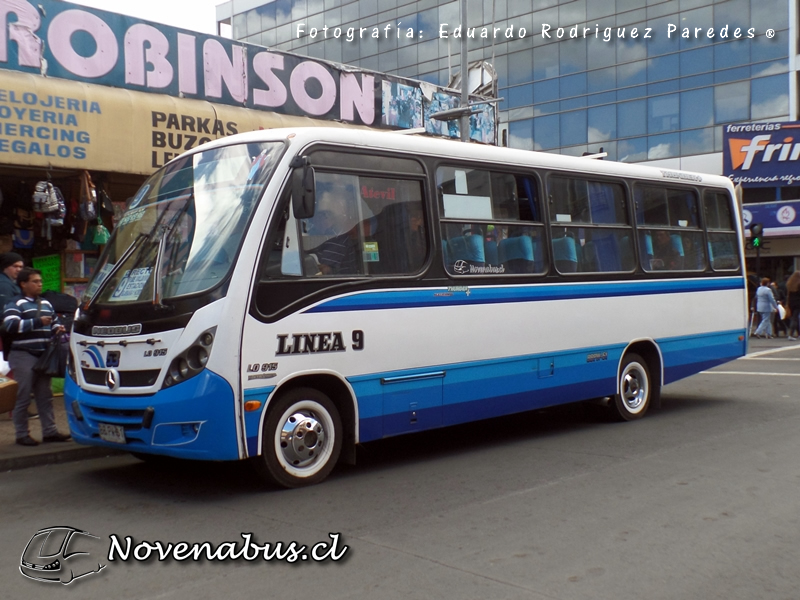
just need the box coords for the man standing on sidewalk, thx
[0,252,24,358]
[0,252,24,309]
[0,252,37,419]
[3,268,71,446]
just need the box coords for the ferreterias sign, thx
[0,0,494,141]
[723,121,800,187]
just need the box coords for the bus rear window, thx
[704,190,740,271]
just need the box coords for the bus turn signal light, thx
[244,401,262,412]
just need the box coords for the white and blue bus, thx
[65,128,748,487]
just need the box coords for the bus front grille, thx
[82,369,161,388]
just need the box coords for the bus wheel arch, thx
[254,374,357,487]
[253,386,342,488]
[613,341,662,421]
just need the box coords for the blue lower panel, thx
[353,345,624,443]
[353,331,746,443]
[442,350,620,427]
[660,330,747,384]
[64,370,240,461]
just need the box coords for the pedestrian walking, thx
[754,277,778,338]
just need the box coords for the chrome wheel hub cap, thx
[279,411,326,468]
[622,370,645,410]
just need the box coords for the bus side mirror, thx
[290,157,316,219]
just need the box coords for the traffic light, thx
[750,222,764,248]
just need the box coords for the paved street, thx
[2,340,799,600]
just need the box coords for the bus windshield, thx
[84,141,283,305]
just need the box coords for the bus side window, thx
[262,203,306,278]
[283,172,428,278]
[549,176,634,274]
[439,166,545,277]
[703,190,740,271]
[635,184,706,272]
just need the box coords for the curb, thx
[0,445,126,473]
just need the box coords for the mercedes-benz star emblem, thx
[105,369,120,391]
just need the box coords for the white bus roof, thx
[195,127,734,191]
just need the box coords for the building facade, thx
[0,0,471,297]
[219,0,800,278]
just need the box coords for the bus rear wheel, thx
[254,388,342,488]
[613,353,651,421]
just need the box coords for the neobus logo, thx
[728,133,800,171]
[91,324,142,336]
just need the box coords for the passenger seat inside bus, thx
[582,232,624,272]
[552,233,578,273]
[445,228,485,267]
[499,236,535,273]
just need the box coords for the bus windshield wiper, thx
[152,194,194,309]
[84,233,148,309]
[153,230,167,308]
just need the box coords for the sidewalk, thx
[746,332,800,351]
[0,395,122,472]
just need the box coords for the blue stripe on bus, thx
[241,329,745,450]
[85,346,103,368]
[350,328,746,443]
[304,277,744,314]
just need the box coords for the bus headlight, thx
[163,327,216,389]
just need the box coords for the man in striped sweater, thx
[4,268,71,446]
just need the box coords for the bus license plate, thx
[98,423,126,444]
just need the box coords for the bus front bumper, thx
[64,370,241,461]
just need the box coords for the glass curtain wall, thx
[232,0,791,162]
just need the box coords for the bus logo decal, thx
[447,286,471,296]
[106,369,120,391]
[248,373,277,381]
[91,324,142,336]
[80,346,104,369]
[276,333,346,355]
[587,352,608,363]
[106,351,120,368]
[453,260,470,275]
[452,261,506,275]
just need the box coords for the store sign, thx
[32,254,61,291]
[742,200,800,237]
[723,122,800,187]
[0,0,494,142]
[0,69,336,173]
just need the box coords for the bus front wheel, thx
[254,388,342,488]
[613,353,651,421]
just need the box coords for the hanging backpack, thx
[32,181,60,213]
[46,185,67,227]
